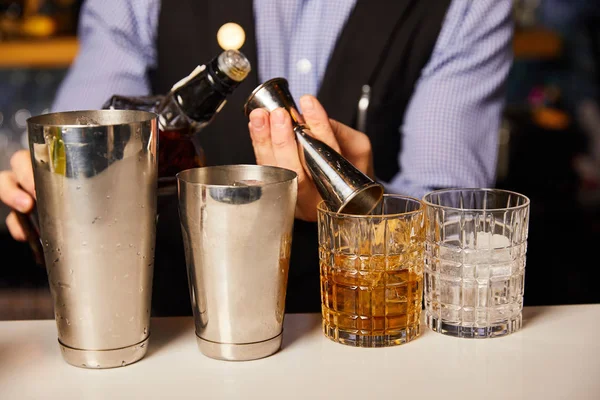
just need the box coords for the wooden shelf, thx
[0,37,78,68]
[513,28,562,60]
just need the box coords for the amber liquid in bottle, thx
[157,127,204,177]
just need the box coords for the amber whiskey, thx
[320,252,423,347]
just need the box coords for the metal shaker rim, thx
[176,164,298,187]
[27,109,158,128]
[317,193,423,218]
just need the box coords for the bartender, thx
[0,0,513,315]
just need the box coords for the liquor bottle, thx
[103,49,251,181]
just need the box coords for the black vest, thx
[149,0,451,315]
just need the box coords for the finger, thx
[329,118,371,159]
[10,150,36,199]
[329,119,374,178]
[248,109,277,166]
[0,171,34,213]
[270,109,321,221]
[299,95,341,153]
[269,108,308,183]
[6,212,27,242]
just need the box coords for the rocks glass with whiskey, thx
[317,195,425,347]
[423,188,530,338]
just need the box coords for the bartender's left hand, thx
[248,95,374,222]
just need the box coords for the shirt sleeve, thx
[51,0,161,112]
[383,0,514,199]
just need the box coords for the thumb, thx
[329,119,374,177]
[299,95,341,153]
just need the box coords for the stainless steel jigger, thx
[244,77,384,215]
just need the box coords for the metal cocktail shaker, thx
[27,110,158,368]
[177,165,297,361]
[244,77,384,215]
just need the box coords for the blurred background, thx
[0,0,598,319]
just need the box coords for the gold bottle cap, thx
[218,50,251,82]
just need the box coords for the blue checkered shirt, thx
[52,0,514,199]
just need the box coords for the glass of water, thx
[423,189,530,338]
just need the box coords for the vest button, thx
[296,58,312,74]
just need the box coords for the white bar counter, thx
[0,304,599,400]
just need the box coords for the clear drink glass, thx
[317,195,425,347]
[423,188,530,338]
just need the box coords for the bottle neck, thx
[206,55,244,94]
[169,56,244,124]
[156,50,250,132]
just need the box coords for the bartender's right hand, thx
[248,95,374,222]
[0,150,36,241]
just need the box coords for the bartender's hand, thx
[0,150,36,241]
[248,95,374,222]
